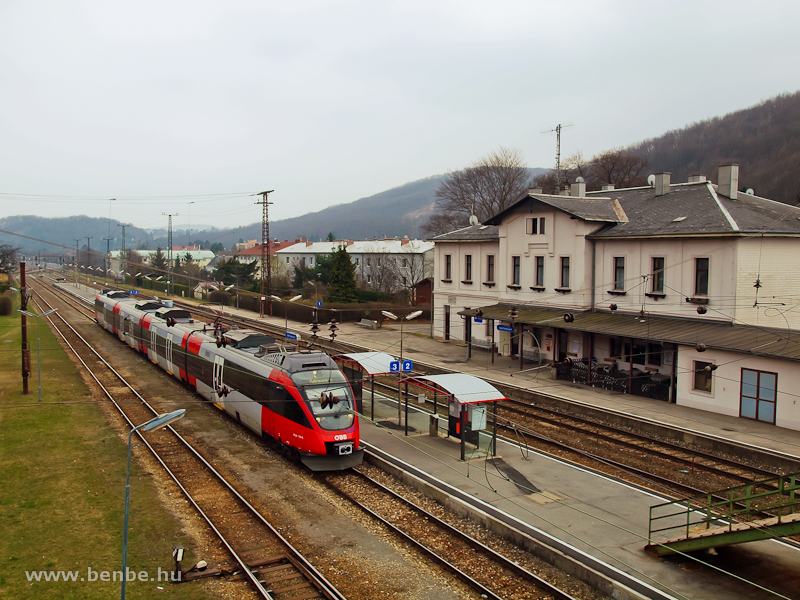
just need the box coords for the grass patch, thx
[0,306,217,599]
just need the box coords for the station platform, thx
[360,391,800,600]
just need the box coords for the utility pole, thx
[86,237,93,280]
[163,213,179,296]
[542,123,572,193]
[254,191,274,318]
[117,223,129,283]
[187,201,195,248]
[20,262,30,395]
[103,237,114,281]
[74,239,80,287]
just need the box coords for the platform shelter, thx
[399,373,507,460]
[333,351,397,420]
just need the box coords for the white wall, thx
[676,346,800,431]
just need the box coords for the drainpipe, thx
[590,238,597,311]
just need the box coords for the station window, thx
[486,255,495,282]
[511,256,521,285]
[445,254,452,280]
[694,361,714,393]
[560,257,570,288]
[695,258,709,296]
[652,257,665,293]
[465,255,472,281]
[535,256,544,286]
[614,257,625,290]
[740,368,777,424]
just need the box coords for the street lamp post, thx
[121,409,186,600]
[270,294,303,338]
[314,273,322,322]
[18,308,57,402]
[381,310,423,426]
[381,310,423,364]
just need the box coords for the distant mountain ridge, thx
[627,91,800,205]
[0,215,149,256]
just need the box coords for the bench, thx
[357,318,378,330]
[469,337,493,350]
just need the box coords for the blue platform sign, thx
[389,361,400,373]
[473,318,483,323]
[402,360,413,372]
[316,301,322,307]
[497,325,514,332]
[128,289,139,295]
[285,332,299,341]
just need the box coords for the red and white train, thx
[95,290,363,470]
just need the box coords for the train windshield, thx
[291,370,355,431]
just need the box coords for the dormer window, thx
[526,217,546,235]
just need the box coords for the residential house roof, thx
[431,224,500,242]
[276,239,434,255]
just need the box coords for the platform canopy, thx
[399,373,506,405]
[333,351,397,376]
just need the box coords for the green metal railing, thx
[648,472,800,549]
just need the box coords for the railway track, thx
[41,279,799,541]
[319,465,579,600]
[33,283,346,600]
[49,279,787,497]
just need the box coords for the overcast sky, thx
[1,0,799,234]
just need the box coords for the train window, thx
[306,385,355,431]
[186,352,213,386]
[156,333,167,358]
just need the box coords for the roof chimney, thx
[528,186,543,195]
[601,183,615,191]
[717,164,738,199]
[654,172,671,197]
[687,174,707,183]
[559,186,570,196]
[570,177,586,198]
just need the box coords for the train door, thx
[165,333,174,374]
[212,355,225,410]
[150,328,158,363]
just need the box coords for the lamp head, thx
[381,310,398,320]
[142,409,186,432]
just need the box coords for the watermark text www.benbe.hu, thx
[25,567,181,582]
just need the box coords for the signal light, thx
[697,306,707,315]
[695,343,707,352]
[610,304,618,311]
[563,313,574,323]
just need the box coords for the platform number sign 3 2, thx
[389,360,413,373]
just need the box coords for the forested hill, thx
[0,215,149,255]
[627,91,800,205]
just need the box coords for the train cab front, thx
[291,368,364,471]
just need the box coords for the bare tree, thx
[422,147,531,237]
[397,242,433,303]
[532,148,649,193]
[0,243,20,274]
[361,247,397,294]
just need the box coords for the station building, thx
[431,166,800,430]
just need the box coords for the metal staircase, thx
[645,472,800,556]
